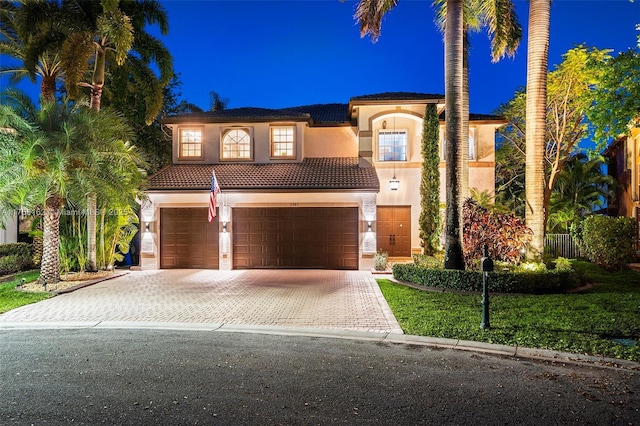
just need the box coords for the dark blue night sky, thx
[2,0,639,116]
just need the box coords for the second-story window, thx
[179,128,203,159]
[271,126,295,158]
[222,128,252,160]
[378,130,407,161]
[441,129,476,161]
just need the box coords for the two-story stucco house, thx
[141,92,505,270]
[605,126,640,226]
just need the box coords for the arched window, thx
[221,128,252,160]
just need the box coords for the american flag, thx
[208,169,221,223]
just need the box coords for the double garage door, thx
[160,207,359,270]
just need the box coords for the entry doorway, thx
[376,206,411,257]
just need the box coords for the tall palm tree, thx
[525,0,551,261]
[442,0,465,269]
[434,0,522,200]
[355,0,521,269]
[57,0,171,271]
[0,92,144,284]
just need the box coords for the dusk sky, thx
[1,0,639,116]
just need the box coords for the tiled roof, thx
[145,158,380,192]
[283,103,350,125]
[162,107,311,124]
[350,92,445,102]
[439,111,506,122]
[162,104,351,125]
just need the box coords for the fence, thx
[544,234,584,259]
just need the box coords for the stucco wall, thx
[303,126,358,158]
[0,214,18,244]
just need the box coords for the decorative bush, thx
[0,242,34,275]
[373,251,389,271]
[412,253,443,269]
[462,199,532,269]
[577,216,638,270]
[392,263,580,294]
[554,257,573,271]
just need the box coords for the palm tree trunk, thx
[86,47,106,272]
[444,0,465,270]
[461,32,470,203]
[525,0,550,261]
[86,194,97,271]
[40,75,56,103]
[40,195,62,284]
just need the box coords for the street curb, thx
[1,321,638,372]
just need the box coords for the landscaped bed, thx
[378,261,640,362]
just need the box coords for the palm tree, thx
[0,92,145,284]
[52,0,171,271]
[547,153,615,233]
[434,0,522,201]
[524,0,551,261]
[355,0,521,269]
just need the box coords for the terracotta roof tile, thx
[283,103,349,124]
[439,111,506,122]
[145,158,380,192]
[162,107,311,124]
[350,92,445,102]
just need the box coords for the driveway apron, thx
[0,270,402,333]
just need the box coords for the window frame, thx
[178,127,204,160]
[441,128,476,161]
[377,129,408,162]
[220,127,254,161]
[270,125,296,159]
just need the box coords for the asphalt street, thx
[1,329,638,425]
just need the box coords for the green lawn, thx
[0,271,49,314]
[378,261,640,362]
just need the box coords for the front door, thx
[376,206,411,257]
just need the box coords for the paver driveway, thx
[0,270,402,333]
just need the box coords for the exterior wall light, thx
[389,177,400,191]
[367,221,372,231]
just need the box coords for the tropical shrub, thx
[392,263,580,294]
[0,242,33,275]
[554,256,573,271]
[575,216,638,270]
[462,199,533,268]
[373,251,389,271]
[412,253,443,269]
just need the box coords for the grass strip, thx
[0,271,49,314]
[378,262,640,362]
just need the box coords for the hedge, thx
[392,263,581,294]
[0,242,34,276]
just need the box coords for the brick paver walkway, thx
[0,270,402,333]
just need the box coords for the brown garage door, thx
[160,208,219,269]
[233,207,358,270]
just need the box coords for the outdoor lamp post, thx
[480,244,494,329]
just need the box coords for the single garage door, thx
[233,207,358,270]
[160,208,219,269]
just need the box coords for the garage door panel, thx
[233,207,358,270]
[160,208,219,269]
